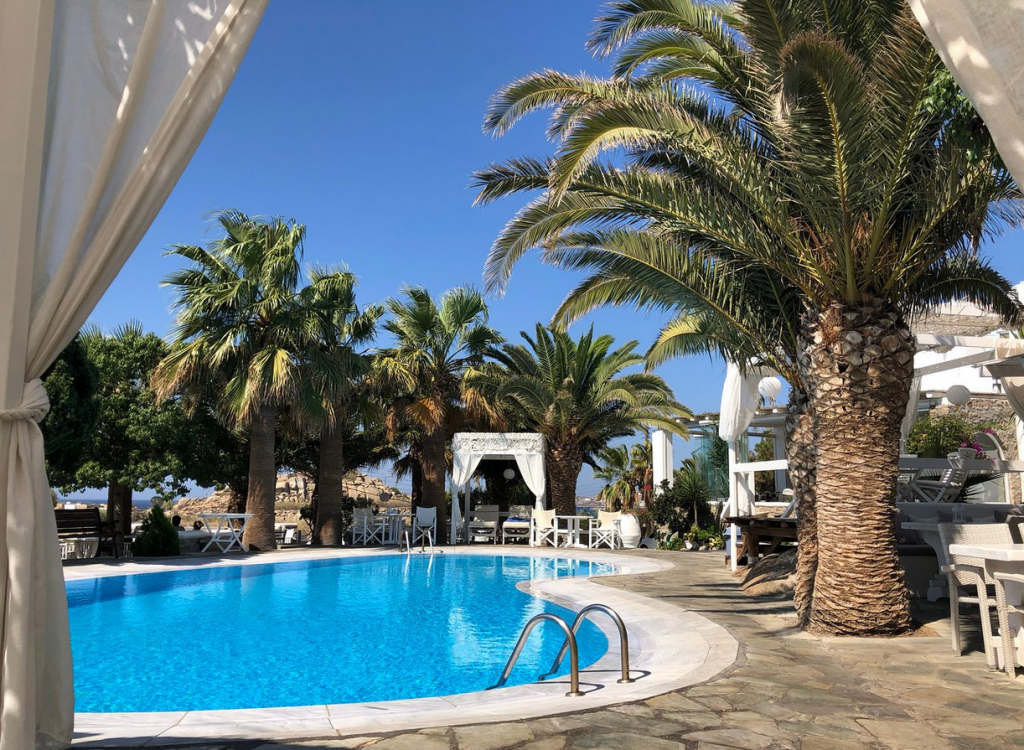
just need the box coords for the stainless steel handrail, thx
[538,603,634,684]
[487,613,584,697]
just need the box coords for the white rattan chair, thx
[937,522,1013,670]
[589,511,622,549]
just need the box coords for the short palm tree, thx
[296,268,383,546]
[476,0,1023,634]
[464,324,690,515]
[376,287,502,544]
[593,444,634,510]
[155,210,345,550]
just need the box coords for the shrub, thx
[906,414,981,458]
[651,467,715,537]
[131,505,180,557]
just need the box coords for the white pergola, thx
[720,334,1024,570]
[450,432,546,544]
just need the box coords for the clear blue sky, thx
[80,0,1024,498]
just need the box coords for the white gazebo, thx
[450,432,546,544]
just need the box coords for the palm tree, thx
[593,444,634,510]
[154,210,345,551]
[464,324,690,515]
[297,268,383,546]
[476,1,1023,634]
[376,287,502,544]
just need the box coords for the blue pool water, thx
[67,554,613,712]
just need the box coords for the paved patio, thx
[84,550,1023,750]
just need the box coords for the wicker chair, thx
[937,522,1014,669]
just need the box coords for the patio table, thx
[948,543,1024,676]
[555,515,590,548]
[198,512,252,553]
[382,513,412,545]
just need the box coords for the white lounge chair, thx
[589,511,622,549]
[908,451,971,503]
[411,506,436,550]
[468,504,499,544]
[351,507,385,546]
[937,522,1013,670]
[502,505,532,544]
[531,509,559,547]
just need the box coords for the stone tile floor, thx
[85,550,1023,750]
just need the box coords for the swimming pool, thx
[67,554,614,713]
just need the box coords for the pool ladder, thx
[487,604,634,697]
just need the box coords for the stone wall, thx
[927,396,1020,502]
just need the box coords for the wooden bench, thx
[725,515,798,565]
[54,508,119,558]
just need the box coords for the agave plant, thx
[475,0,1023,634]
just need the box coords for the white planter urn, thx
[619,514,642,549]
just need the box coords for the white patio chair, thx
[502,505,532,544]
[411,506,436,550]
[937,522,1013,670]
[468,504,499,544]
[589,511,622,549]
[908,452,971,503]
[350,507,385,546]
[992,569,1024,679]
[531,509,559,547]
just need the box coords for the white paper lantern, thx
[757,376,783,402]
[946,384,972,405]
[503,468,516,480]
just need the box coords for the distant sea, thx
[60,498,165,510]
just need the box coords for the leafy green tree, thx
[376,287,502,543]
[61,324,191,538]
[41,335,99,487]
[476,0,1022,635]
[465,324,690,515]
[155,210,348,550]
[593,444,634,511]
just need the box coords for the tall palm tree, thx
[154,210,346,551]
[593,444,634,510]
[464,324,690,515]
[376,287,502,544]
[476,1,1023,634]
[296,267,383,546]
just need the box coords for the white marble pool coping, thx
[67,546,738,746]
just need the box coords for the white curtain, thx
[718,362,773,443]
[901,375,922,445]
[513,453,547,510]
[450,452,484,543]
[909,1,1024,189]
[0,2,267,748]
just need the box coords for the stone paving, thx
[87,550,1024,750]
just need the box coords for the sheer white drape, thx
[0,2,267,747]
[909,0,1024,188]
[513,454,546,510]
[450,452,484,542]
[718,362,774,442]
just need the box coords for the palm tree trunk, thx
[242,404,278,551]
[802,300,914,635]
[421,425,448,544]
[315,419,346,546]
[548,444,583,516]
[410,458,422,513]
[785,386,817,626]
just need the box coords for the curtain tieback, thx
[0,379,50,423]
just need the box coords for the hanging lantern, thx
[757,376,783,402]
[503,468,516,480]
[946,384,972,405]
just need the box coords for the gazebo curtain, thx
[910,1,1024,190]
[450,452,484,542]
[512,454,546,510]
[718,362,776,443]
[0,2,267,747]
